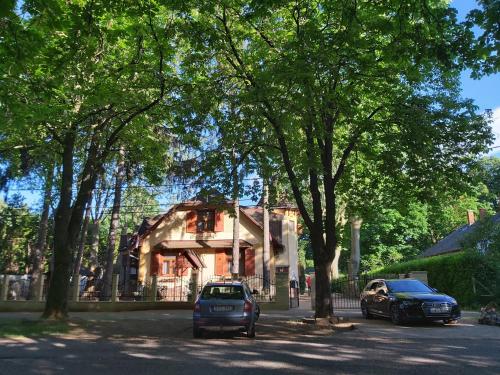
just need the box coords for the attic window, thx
[197,210,215,232]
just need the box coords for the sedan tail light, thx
[244,300,252,312]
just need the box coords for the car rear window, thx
[200,285,244,300]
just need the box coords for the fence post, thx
[72,275,81,302]
[151,275,158,302]
[275,270,290,310]
[37,276,45,302]
[189,270,199,302]
[111,274,119,302]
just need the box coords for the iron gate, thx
[198,274,276,303]
[331,274,398,311]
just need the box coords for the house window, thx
[161,256,176,276]
[196,210,215,232]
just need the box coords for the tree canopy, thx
[0,0,496,318]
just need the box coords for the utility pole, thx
[263,183,270,289]
[231,149,240,278]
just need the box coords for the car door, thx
[363,281,379,313]
[373,281,390,316]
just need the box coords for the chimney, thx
[479,208,487,220]
[467,210,475,226]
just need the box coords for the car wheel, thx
[361,302,372,319]
[247,323,256,338]
[193,326,202,338]
[390,304,403,325]
[443,319,458,325]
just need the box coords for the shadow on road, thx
[0,312,499,375]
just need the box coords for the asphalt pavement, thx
[0,300,499,375]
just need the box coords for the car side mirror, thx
[377,289,387,296]
[252,289,259,295]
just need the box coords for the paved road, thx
[0,308,499,375]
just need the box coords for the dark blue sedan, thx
[360,279,461,325]
[193,280,260,338]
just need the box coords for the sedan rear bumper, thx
[193,315,252,328]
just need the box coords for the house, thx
[120,198,300,299]
[422,210,500,258]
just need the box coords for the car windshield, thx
[386,280,434,293]
[200,285,244,300]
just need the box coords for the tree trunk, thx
[330,243,342,280]
[101,148,125,299]
[231,153,240,277]
[118,226,128,291]
[88,221,100,271]
[348,217,363,279]
[262,183,271,289]
[313,240,334,318]
[72,191,93,279]
[43,132,100,319]
[231,199,240,277]
[28,164,54,300]
[42,133,76,319]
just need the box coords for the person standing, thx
[306,274,312,296]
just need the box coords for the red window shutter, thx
[214,210,224,232]
[244,248,255,276]
[176,253,189,276]
[151,252,162,276]
[215,249,226,276]
[186,211,197,233]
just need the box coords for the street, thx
[0,306,499,375]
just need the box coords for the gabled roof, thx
[422,213,500,257]
[128,202,285,251]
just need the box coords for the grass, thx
[0,319,70,337]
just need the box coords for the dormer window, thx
[196,210,215,232]
[186,209,224,233]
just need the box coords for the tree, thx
[28,165,54,299]
[465,0,500,76]
[0,195,38,274]
[476,157,500,211]
[1,0,180,318]
[182,0,492,317]
[101,147,126,299]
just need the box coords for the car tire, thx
[247,323,256,338]
[390,304,403,325]
[361,302,372,319]
[443,319,458,325]
[193,326,202,338]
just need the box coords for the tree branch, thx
[332,106,383,187]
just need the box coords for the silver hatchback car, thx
[193,280,260,338]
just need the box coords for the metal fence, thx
[1,273,277,304]
[197,274,276,303]
[0,274,34,300]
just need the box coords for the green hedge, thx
[371,252,498,307]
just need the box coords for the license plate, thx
[213,305,233,312]
[430,308,446,313]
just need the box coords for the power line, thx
[3,177,264,192]
[3,198,260,212]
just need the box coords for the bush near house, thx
[372,252,498,307]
